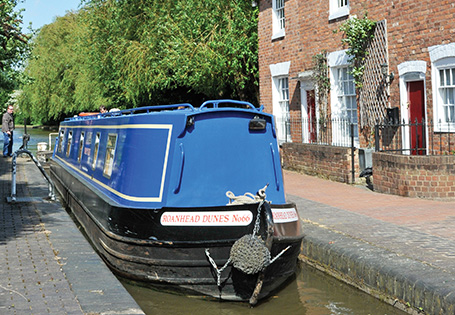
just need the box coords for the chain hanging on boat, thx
[205,185,291,303]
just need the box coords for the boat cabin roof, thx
[66,100,266,122]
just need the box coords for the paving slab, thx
[0,156,144,315]
[284,170,455,314]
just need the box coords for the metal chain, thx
[252,200,263,237]
[205,249,231,287]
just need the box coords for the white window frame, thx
[103,133,118,178]
[66,131,73,157]
[429,42,455,132]
[92,132,100,170]
[437,66,455,124]
[433,58,455,130]
[328,50,358,147]
[58,129,65,153]
[77,132,85,163]
[277,77,291,142]
[272,0,285,40]
[270,61,291,143]
[329,0,350,21]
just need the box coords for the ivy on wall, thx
[335,14,377,89]
[311,50,330,122]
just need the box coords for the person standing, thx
[2,105,15,157]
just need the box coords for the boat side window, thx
[92,132,100,170]
[77,132,85,163]
[58,129,65,153]
[103,134,117,178]
[66,131,73,157]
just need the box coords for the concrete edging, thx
[299,221,455,315]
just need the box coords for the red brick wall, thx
[282,145,455,199]
[373,153,455,199]
[259,0,455,142]
[281,143,356,183]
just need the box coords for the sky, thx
[17,0,82,30]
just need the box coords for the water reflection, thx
[5,126,57,153]
[121,264,405,315]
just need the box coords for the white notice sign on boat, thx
[271,207,299,223]
[160,210,253,226]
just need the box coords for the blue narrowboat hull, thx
[50,100,303,303]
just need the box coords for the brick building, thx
[259,0,455,153]
[258,0,455,198]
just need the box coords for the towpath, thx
[285,170,455,314]
[0,156,144,314]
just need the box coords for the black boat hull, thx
[50,161,303,301]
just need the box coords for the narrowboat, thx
[50,99,304,304]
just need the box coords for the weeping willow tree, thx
[20,12,108,124]
[19,0,259,123]
[83,0,259,106]
[0,0,29,109]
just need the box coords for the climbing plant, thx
[336,14,376,89]
[311,50,330,122]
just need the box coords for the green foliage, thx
[0,0,30,111]
[20,12,107,124]
[83,0,259,105]
[311,52,330,101]
[19,0,259,123]
[0,0,29,71]
[336,14,376,89]
[312,51,330,121]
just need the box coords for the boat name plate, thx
[160,210,253,226]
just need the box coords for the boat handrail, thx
[64,100,269,122]
[65,103,196,121]
[113,103,195,116]
[49,132,59,151]
[200,99,262,111]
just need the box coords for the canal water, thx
[14,127,405,315]
[6,126,58,153]
[120,263,405,315]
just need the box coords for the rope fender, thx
[205,185,291,304]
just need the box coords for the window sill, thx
[329,7,350,21]
[271,30,285,41]
[434,125,455,133]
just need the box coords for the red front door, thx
[307,90,316,143]
[407,81,426,155]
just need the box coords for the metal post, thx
[375,123,379,152]
[351,123,355,184]
[23,119,27,150]
[10,154,17,202]
[417,120,420,154]
[9,149,56,203]
[422,119,426,155]
[448,120,451,154]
